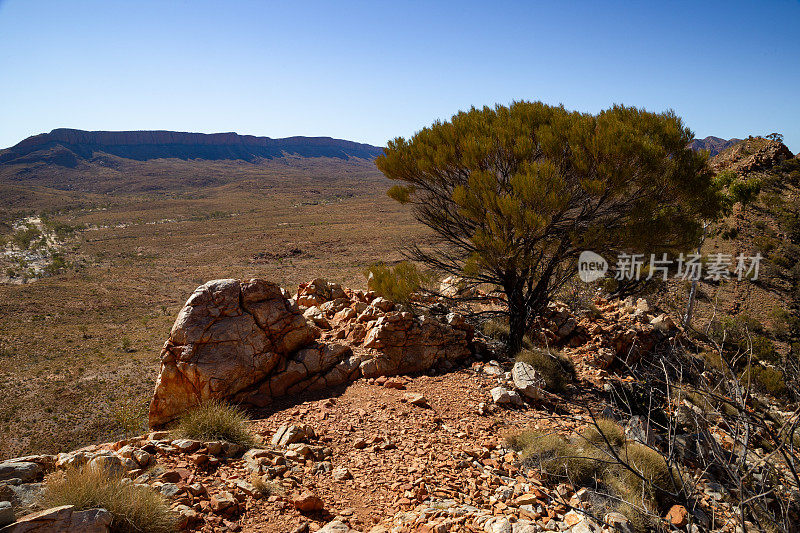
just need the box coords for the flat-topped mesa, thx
[1,129,384,165]
[148,278,473,428]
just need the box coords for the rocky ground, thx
[0,285,750,533]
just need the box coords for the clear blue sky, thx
[0,0,798,151]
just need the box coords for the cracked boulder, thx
[149,279,317,426]
[149,277,474,427]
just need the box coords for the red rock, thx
[383,378,406,390]
[666,505,689,528]
[293,490,324,513]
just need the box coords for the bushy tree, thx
[377,101,722,354]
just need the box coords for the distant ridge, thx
[0,128,384,167]
[688,136,742,157]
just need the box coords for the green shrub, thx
[41,217,84,240]
[743,365,788,398]
[729,177,762,205]
[174,400,256,446]
[40,467,175,533]
[509,428,682,529]
[714,170,737,188]
[11,224,42,250]
[751,335,779,364]
[513,430,602,485]
[699,350,724,371]
[44,254,68,276]
[770,307,797,337]
[364,261,432,303]
[516,348,575,392]
[708,313,763,352]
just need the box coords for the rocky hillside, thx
[710,136,796,173]
[0,129,383,166]
[2,274,796,532]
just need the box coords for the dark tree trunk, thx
[506,281,529,356]
[507,309,528,357]
[506,281,550,357]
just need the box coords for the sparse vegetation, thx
[174,399,256,446]
[515,347,575,392]
[581,418,626,448]
[40,466,176,533]
[364,260,432,304]
[11,223,43,250]
[508,425,682,528]
[250,472,283,496]
[480,318,511,344]
[112,398,148,438]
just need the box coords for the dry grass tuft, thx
[509,427,683,529]
[40,466,175,533]
[250,472,283,496]
[174,399,256,446]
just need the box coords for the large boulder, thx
[0,462,41,483]
[150,278,473,427]
[149,279,316,426]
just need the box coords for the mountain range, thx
[0,130,750,171]
[687,135,743,156]
[0,128,384,168]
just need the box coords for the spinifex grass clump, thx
[41,466,175,533]
[174,399,256,446]
[507,421,682,529]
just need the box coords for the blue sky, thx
[0,0,798,151]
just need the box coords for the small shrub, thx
[514,430,602,485]
[555,278,596,313]
[364,261,432,303]
[714,170,737,188]
[729,177,762,205]
[174,399,256,446]
[509,427,682,529]
[743,365,788,398]
[119,336,134,353]
[751,335,778,364]
[44,254,68,276]
[41,217,84,240]
[11,224,42,250]
[708,313,763,354]
[516,348,575,392]
[699,350,724,371]
[40,466,175,533]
